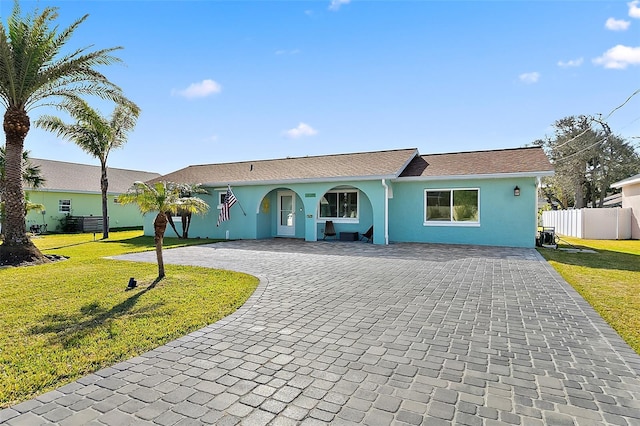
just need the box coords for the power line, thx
[553,136,607,163]
[550,89,639,151]
[603,88,640,121]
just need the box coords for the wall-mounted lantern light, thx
[514,186,521,197]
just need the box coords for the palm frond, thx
[118,182,210,216]
[0,1,124,111]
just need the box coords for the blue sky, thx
[4,0,640,175]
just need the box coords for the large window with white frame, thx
[424,188,479,225]
[58,199,71,213]
[319,190,359,220]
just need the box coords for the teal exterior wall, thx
[143,181,387,244]
[388,177,538,247]
[25,190,146,232]
[141,177,539,248]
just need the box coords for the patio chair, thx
[361,225,373,242]
[323,220,337,240]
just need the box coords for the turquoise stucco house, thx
[144,147,553,248]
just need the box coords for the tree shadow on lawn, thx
[29,278,164,349]
[539,246,640,273]
[44,240,94,250]
[103,235,217,251]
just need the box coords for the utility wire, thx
[553,136,607,163]
[550,89,639,151]
[553,127,592,150]
[603,88,640,121]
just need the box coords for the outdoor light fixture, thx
[126,277,137,290]
[514,186,520,197]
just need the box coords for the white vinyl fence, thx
[542,208,631,239]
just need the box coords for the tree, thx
[35,98,140,239]
[117,182,209,279]
[534,115,640,209]
[165,183,206,239]
[0,0,126,265]
[0,147,45,235]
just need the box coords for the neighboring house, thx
[146,146,553,248]
[611,173,640,239]
[25,158,160,233]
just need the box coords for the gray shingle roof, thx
[152,148,420,186]
[28,158,161,194]
[399,146,553,178]
[152,146,552,186]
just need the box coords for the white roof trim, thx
[26,188,121,196]
[201,174,401,188]
[396,171,554,182]
[611,173,640,188]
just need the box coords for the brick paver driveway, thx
[2,240,640,425]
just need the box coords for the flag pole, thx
[229,185,247,216]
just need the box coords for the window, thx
[319,190,359,220]
[59,199,71,213]
[425,189,479,224]
[217,191,227,209]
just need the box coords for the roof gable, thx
[28,158,161,193]
[154,148,419,185]
[399,146,553,178]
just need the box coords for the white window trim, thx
[318,189,360,223]
[216,191,227,210]
[59,199,71,214]
[423,188,480,227]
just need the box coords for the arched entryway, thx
[256,188,306,239]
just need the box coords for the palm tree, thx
[0,147,45,235]
[165,183,206,239]
[0,0,126,265]
[36,98,140,239]
[118,182,209,279]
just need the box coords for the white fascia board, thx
[25,188,102,195]
[395,171,554,182]
[203,174,400,188]
[611,174,640,188]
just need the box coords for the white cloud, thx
[629,0,640,18]
[283,122,318,139]
[275,49,301,56]
[519,72,540,84]
[557,57,584,68]
[172,79,222,99]
[605,17,631,31]
[329,0,350,11]
[593,44,640,69]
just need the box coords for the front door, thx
[277,191,295,236]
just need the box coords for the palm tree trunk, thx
[100,160,109,239]
[0,107,47,265]
[182,212,191,239]
[165,212,181,238]
[154,212,168,278]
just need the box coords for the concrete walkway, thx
[2,240,640,425]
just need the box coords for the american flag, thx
[216,186,238,227]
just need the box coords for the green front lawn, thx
[538,237,640,354]
[0,231,258,408]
